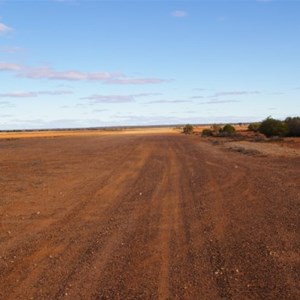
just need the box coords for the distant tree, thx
[183,124,194,134]
[221,124,236,134]
[285,117,300,137]
[258,117,289,137]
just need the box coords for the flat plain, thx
[0,131,299,299]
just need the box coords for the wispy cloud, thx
[198,99,240,105]
[93,109,108,112]
[82,93,161,103]
[193,88,209,91]
[38,90,72,95]
[20,66,120,81]
[145,99,191,104]
[0,62,168,85]
[0,21,13,34]
[0,90,72,98]
[0,92,36,98]
[106,78,168,85]
[83,95,134,103]
[0,62,22,71]
[171,10,188,18]
[210,91,260,97]
[190,96,204,99]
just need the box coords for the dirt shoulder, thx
[203,137,300,158]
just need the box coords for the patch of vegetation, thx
[221,124,236,134]
[211,124,222,133]
[258,117,289,137]
[183,124,194,134]
[248,122,261,132]
[216,125,236,137]
[285,117,300,137]
[202,129,213,137]
[229,146,261,156]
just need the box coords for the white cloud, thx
[145,99,191,104]
[82,93,161,103]
[83,95,134,103]
[210,91,260,97]
[0,90,73,98]
[0,62,168,85]
[171,10,188,18]
[190,96,204,99]
[0,22,13,34]
[0,62,22,71]
[198,100,240,105]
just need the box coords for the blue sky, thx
[0,0,299,129]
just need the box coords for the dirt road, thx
[0,134,299,299]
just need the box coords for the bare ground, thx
[0,133,299,299]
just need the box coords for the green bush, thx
[216,124,236,137]
[248,122,260,132]
[285,117,300,137]
[221,124,236,133]
[202,129,213,137]
[258,118,289,137]
[183,124,194,134]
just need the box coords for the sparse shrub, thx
[211,124,222,133]
[248,122,260,132]
[221,124,236,134]
[258,117,289,137]
[285,117,300,137]
[202,129,213,137]
[183,124,194,134]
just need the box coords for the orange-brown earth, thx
[0,133,299,299]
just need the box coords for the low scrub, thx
[183,124,194,134]
[202,129,213,137]
[248,122,260,132]
[221,124,236,134]
[217,124,236,137]
[258,118,289,137]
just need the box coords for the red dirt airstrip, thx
[0,131,299,299]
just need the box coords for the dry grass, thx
[0,127,177,140]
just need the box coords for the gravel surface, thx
[0,134,299,299]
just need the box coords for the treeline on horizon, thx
[247,116,300,137]
[184,116,300,138]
